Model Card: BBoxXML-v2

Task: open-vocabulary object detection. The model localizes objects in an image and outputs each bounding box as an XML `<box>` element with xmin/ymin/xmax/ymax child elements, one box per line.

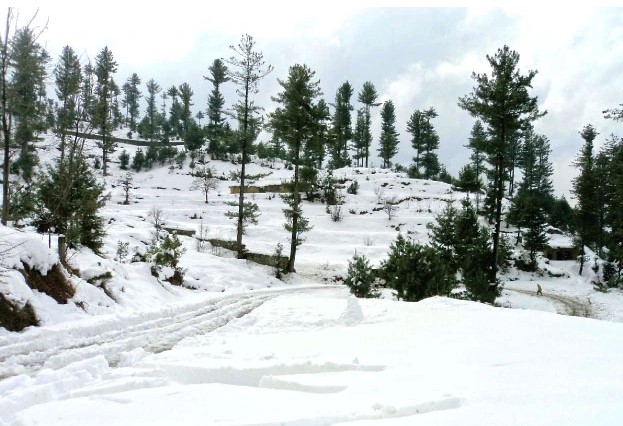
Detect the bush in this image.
<box><xmin>345</xmin><ymin>254</ymin><xmax>378</xmax><ymax>298</ymax></box>
<box><xmin>347</xmin><ymin>180</ymin><xmax>359</xmax><ymax>195</ymax></box>
<box><xmin>380</xmin><ymin>234</ymin><xmax>456</xmax><ymax>301</ymax></box>
<box><xmin>148</xmin><ymin>233</ymin><xmax>186</xmax><ymax>285</ymax></box>
<box><xmin>132</xmin><ymin>149</ymin><xmax>145</xmax><ymax>172</ymax></box>
<box><xmin>119</xmin><ymin>149</ymin><xmax>130</xmax><ymax>170</ymax></box>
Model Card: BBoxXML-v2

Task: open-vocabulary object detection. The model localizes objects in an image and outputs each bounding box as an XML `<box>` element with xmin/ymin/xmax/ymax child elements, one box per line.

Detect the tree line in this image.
<box><xmin>2</xmin><ymin>8</ymin><xmax>622</xmax><ymax>291</ymax></box>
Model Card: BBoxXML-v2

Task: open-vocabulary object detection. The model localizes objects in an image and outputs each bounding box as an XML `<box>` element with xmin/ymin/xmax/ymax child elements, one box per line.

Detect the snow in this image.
<box><xmin>4</xmin><ymin>288</ymin><xmax>623</xmax><ymax>425</ymax></box>
<box><xmin>1</xmin><ymin>132</ymin><xmax>623</xmax><ymax>424</ymax></box>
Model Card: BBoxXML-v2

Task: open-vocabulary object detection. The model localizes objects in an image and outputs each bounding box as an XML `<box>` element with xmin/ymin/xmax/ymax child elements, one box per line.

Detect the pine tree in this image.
<box><xmin>305</xmin><ymin>98</ymin><xmax>330</xmax><ymax>169</ymax></box>
<box><xmin>329</xmin><ymin>81</ymin><xmax>353</xmax><ymax>168</ymax></box>
<box><xmin>34</xmin><ymin>157</ymin><xmax>106</xmax><ymax>253</ymax></box>
<box><xmin>345</xmin><ymin>254</ymin><xmax>378</xmax><ymax>298</ymax></box>
<box><xmin>122</xmin><ymin>73</ymin><xmax>141</xmax><ymax>132</ymax></box>
<box><xmin>204</xmin><ymin>58</ymin><xmax>230</xmax><ymax>158</ymax></box>
<box><xmin>10</xmin><ymin>26</ymin><xmax>49</xmax><ymax>181</ymax></box>
<box><xmin>225</xmin><ymin>34</ymin><xmax>273</xmax><ymax>258</ymax></box>
<box><xmin>167</xmin><ymin>85</ymin><xmax>182</xmax><ymax>139</ymax></box>
<box><xmin>54</xmin><ymin>45</ymin><xmax>81</xmax><ymax>164</ymax></box>
<box><xmin>407</xmin><ymin>107</ymin><xmax>438</xmax><ymax>178</ymax></box>
<box><xmin>93</xmin><ymin>46</ymin><xmax>118</xmax><ymax>175</ymax></box>
<box><xmin>466</xmin><ymin>120</ymin><xmax>487</xmax><ymax>210</ymax></box>
<box><xmin>508</xmin><ymin>129</ymin><xmax>554</xmax><ymax>268</ymax></box>
<box><xmin>269</xmin><ymin>64</ymin><xmax>321</xmax><ymax>272</ymax></box>
<box><xmin>572</xmin><ymin>124</ymin><xmax>600</xmax><ymax>275</ymax></box>
<box><xmin>377</xmin><ymin>100</ymin><xmax>399</xmax><ymax>169</ymax></box>
<box><xmin>143</xmin><ymin>79</ymin><xmax>161</xmax><ymax>142</ymax></box>
<box><xmin>1</xmin><ymin>9</ymin><xmax>13</xmax><ymax>224</ymax></box>
<box><xmin>178</xmin><ymin>82</ymin><xmax>194</xmax><ymax>136</ymax></box>
<box><xmin>357</xmin><ymin>81</ymin><xmax>380</xmax><ymax>167</ymax></box>
<box><xmin>352</xmin><ymin>108</ymin><xmax>367</xmax><ymax>167</ymax></box>
<box><xmin>458</xmin><ymin>45</ymin><xmax>544</xmax><ymax>283</ymax></box>
<box><xmin>380</xmin><ymin>234</ymin><xmax>456</xmax><ymax>302</ymax></box>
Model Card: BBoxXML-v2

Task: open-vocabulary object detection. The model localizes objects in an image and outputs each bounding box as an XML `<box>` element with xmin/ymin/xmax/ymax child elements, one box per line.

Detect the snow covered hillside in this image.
<box><xmin>1</xmin><ymin>134</ymin><xmax>623</xmax><ymax>424</ymax></box>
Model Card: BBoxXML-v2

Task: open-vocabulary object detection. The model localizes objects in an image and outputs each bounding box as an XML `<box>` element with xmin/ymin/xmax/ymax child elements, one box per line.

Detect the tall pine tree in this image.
<box><xmin>378</xmin><ymin>100</ymin><xmax>399</xmax><ymax>169</ymax></box>
<box><xmin>459</xmin><ymin>45</ymin><xmax>544</xmax><ymax>284</ymax></box>
<box><xmin>357</xmin><ymin>81</ymin><xmax>379</xmax><ymax>167</ymax></box>
<box><xmin>204</xmin><ymin>58</ymin><xmax>229</xmax><ymax>158</ymax></box>
<box><xmin>329</xmin><ymin>81</ymin><xmax>353</xmax><ymax>168</ymax></box>
<box><xmin>225</xmin><ymin>34</ymin><xmax>273</xmax><ymax>258</ymax></box>
<box><xmin>121</xmin><ymin>73</ymin><xmax>141</xmax><ymax>132</ymax></box>
<box><xmin>572</xmin><ymin>124</ymin><xmax>599</xmax><ymax>275</ymax></box>
<box><xmin>269</xmin><ymin>64</ymin><xmax>321</xmax><ymax>272</ymax></box>
<box><xmin>93</xmin><ymin>46</ymin><xmax>118</xmax><ymax>175</ymax></box>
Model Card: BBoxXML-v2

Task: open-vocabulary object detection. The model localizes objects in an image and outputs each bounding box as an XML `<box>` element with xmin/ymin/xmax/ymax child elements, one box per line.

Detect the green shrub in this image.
<box><xmin>345</xmin><ymin>254</ymin><xmax>378</xmax><ymax>298</ymax></box>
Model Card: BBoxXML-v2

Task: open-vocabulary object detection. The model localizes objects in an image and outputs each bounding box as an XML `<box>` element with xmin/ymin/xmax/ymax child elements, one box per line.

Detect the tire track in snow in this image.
<box><xmin>506</xmin><ymin>287</ymin><xmax>593</xmax><ymax>318</ymax></box>
<box><xmin>0</xmin><ymin>286</ymin><xmax>330</xmax><ymax>380</ymax></box>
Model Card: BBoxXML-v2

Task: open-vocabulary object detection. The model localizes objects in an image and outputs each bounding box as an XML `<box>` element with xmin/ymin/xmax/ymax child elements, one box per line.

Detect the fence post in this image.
<box><xmin>58</xmin><ymin>235</ymin><xmax>67</xmax><ymax>264</ymax></box>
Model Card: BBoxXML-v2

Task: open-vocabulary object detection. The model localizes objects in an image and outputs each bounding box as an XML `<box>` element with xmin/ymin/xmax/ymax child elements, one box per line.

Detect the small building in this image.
<box><xmin>543</xmin><ymin>228</ymin><xmax>577</xmax><ymax>260</ymax></box>
<box><xmin>229</xmin><ymin>183</ymin><xmax>308</xmax><ymax>194</ymax></box>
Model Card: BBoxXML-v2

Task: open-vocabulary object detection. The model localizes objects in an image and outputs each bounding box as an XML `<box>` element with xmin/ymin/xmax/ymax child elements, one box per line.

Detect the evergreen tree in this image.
<box><xmin>549</xmin><ymin>196</ymin><xmax>574</xmax><ymax>233</ymax></box>
<box><xmin>428</xmin><ymin>199</ymin><xmax>496</xmax><ymax>303</ymax></box>
<box><xmin>458</xmin><ymin>45</ymin><xmax>544</xmax><ymax>283</ymax></box>
<box><xmin>407</xmin><ymin>107</ymin><xmax>438</xmax><ymax>179</ymax></box>
<box><xmin>605</xmin><ymin>140</ymin><xmax>623</xmax><ymax>285</ymax></box>
<box><xmin>357</xmin><ymin>81</ymin><xmax>379</xmax><ymax>167</ymax></box>
<box><xmin>34</xmin><ymin>157</ymin><xmax>106</xmax><ymax>253</ymax></box>
<box><xmin>269</xmin><ymin>64</ymin><xmax>321</xmax><ymax>272</ymax></box>
<box><xmin>352</xmin><ymin>108</ymin><xmax>367</xmax><ymax>167</ymax></box>
<box><xmin>305</xmin><ymin>98</ymin><xmax>330</xmax><ymax>169</ymax></box>
<box><xmin>93</xmin><ymin>46</ymin><xmax>118</xmax><ymax>175</ymax></box>
<box><xmin>345</xmin><ymin>254</ymin><xmax>378</xmax><ymax>298</ymax></box>
<box><xmin>1</xmin><ymin>8</ymin><xmax>13</xmax><ymax>224</ymax></box>
<box><xmin>508</xmin><ymin>130</ymin><xmax>554</xmax><ymax>268</ymax></box>
<box><xmin>204</xmin><ymin>58</ymin><xmax>230</xmax><ymax>158</ymax></box>
<box><xmin>225</xmin><ymin>34</ymin><xmax>273</xmax><ymax>258</ymax></box>
<box><xmin>118</xmin><ymin>149</ymin><xmax>129</xmax><ymax>170</ymax></box>
<box><xmin>54</xmin><ymin>45</ymin><xmax>81</xmax><ymax>164</ymax></box>
<box><xmin>10</xmin><ymin>26</ymin><xmax>49</xmax><ymax>181</ymax></box>
<box><xmin>329</xmin><ymin>81</ymin><xmax>353</xmax><ymax>168</ymax></box>
<box><xmin>143</xmin><ymin>78</ymin><xmax>161</xmax><ymax>142</ymax></box>
<box><xmin>167</xmin><ymin>85</ymin><xmax>182</xmax><ymax>138</ymax></box>
<box><xmin>572</xmin><ymin>124</ymin><xmax>600</xmax><ymax>275</ymax></box>
<box><xmin>80</xmin><ymin>62</ymin><xmax>95</xmax><ymax>124</ymax></box>
<box><xmin>380</xmin><ymin>234</ymin><xmax>456</xmax><ymax>302</ymax></box>
<box><xmin>178</xmin><ymin>82</ymin><xmax>194</xmax><ymax>135</ymax></box>
<box><xmin>455</xmin><ymin>164</ymin><xmax>481</xmax><ymax>194</ymax></box>
<box><xmin>466</xmin><ymin>120</ymin><xmax>487</xmax><ymax>210</ymax></box>
<box><xmin>377</xmin><ymin>100</ymin><xmax>399</xmax><ymax>169</ymax></box>
<box><xmin>122</xmin><ymin>73</ymin><xmax>141</xmax><ymax>132</ymax></box>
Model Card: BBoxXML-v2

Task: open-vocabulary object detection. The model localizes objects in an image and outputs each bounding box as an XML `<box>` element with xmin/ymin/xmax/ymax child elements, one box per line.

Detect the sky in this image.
<box><xmin>8</xmin><ymin>2</ymin><xmax>623</xmax><ymax>198</ymax></box>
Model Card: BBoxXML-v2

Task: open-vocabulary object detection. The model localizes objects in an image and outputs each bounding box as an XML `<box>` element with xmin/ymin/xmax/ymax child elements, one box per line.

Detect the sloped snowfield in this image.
<box><xmin>2</xmin><ymin>133</ymin><xmax>623</xmax><ymax>424</ymax></box>
<box><xmin>7</xmin><ymin>289</ymin><xmax>623</xmax><ymax>425</ymax></box>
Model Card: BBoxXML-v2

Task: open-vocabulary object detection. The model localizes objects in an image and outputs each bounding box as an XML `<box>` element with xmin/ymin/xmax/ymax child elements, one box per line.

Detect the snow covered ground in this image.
<box><xmin>5</xmin><ymin>288</ymin><xmax>623</xmax><ymax>425</ymax></box>
<box><xmin>2</xmin><ymin>134</ymin><xmax>623</xmax><ymax>424</ymax></box>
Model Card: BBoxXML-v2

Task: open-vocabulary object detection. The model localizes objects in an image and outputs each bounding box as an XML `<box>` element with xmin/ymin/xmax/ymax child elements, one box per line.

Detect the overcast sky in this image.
<box><xmin>10</xmin><ymin>2</ymin><xmax>623</xmax><ymax>198</ymax></box>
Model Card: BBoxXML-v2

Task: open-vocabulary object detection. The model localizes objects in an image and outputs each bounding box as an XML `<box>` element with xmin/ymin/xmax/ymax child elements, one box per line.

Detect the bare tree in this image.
<box><xmin>383</xmin><ymin>196</ymin><xmax>397</xmax><ymax>220</ymax></box>
<box><xmin>119</xmin><ymin>172</ymin><xmax>132</xmax><ymax>205</ymax></box>
<box><xmin>190</xmin><ymin>167</ymin><xmax>218</xmax><ymax>203</ymax></box>
<box><xmin>148</xmin><ymin>206</ymin><xmax>165</xmax><ymax>232</ymax></box>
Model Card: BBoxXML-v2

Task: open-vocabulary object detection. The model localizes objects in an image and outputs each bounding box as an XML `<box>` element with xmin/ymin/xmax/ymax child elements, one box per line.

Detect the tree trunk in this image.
<box><xmin>287</xmin><ymin>140</ymin><xmax>301</xmax><ymax>273</ymax></box>
<box><xmin>236</xmin><ymin>79</ymin><xmax>250</xmax><ymax>259</ymax></box>
<box><xmin>1</xmin><ymin>11</ymin><xmax>11</xmax><ymax>225</ymax></box>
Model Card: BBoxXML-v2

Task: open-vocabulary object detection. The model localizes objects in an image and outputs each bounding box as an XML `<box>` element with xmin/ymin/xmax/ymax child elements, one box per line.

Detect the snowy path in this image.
<box><xmin>506</xmin><ymin>287</ymin><xmax>593</xmax><ymax>318</ymax></box>
<box><xmin>0</xmin><ymin>286</ymin><xmax>331</xmax><ymax>380</ymax></box>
